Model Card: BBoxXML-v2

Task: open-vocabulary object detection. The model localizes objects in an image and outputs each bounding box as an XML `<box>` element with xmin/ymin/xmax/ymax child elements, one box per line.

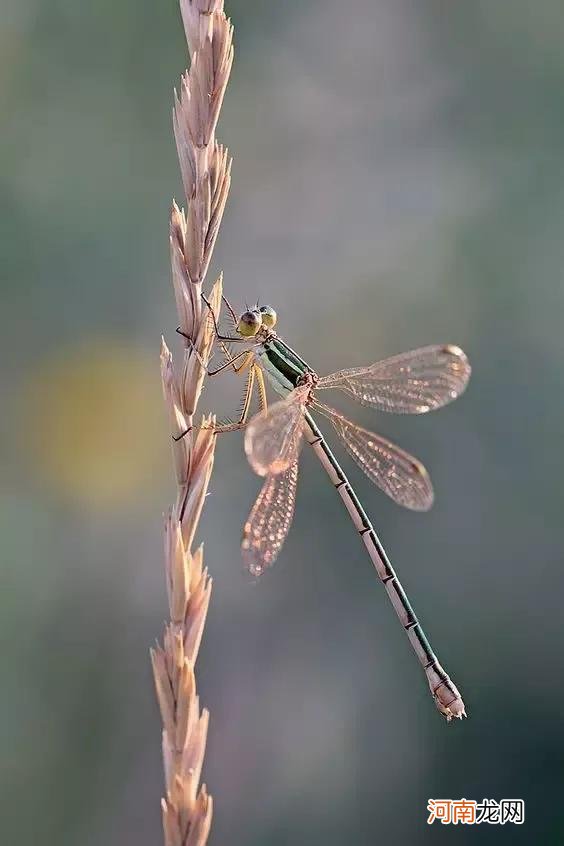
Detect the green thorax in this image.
<box><xmin>257</xmin><ymin>336</ymin><xmax>312</xmax><ymax>397</ymax></box>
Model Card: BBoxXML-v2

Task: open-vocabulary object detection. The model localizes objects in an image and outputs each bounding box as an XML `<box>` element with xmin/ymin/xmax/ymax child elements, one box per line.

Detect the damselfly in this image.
<box><xmin>190</xmin><ymin>298</ymin><xmax>471</xmax><ymax>719</ymax></box>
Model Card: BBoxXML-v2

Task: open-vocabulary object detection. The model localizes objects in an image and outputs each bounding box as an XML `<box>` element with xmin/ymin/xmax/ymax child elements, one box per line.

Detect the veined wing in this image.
<box><xmin>314</xmin><ymin>401</ymin><xmax>434</xmax><ymax>511</ymax></box>
<box><xmin>244</xmin><ymin>384</ymin><xmax>310</xmax><ymax>477</ymax></box>
<box><xmin>242</xmin><ymin>461</ymin><xmax>299</xmax><ymax>577</ymax></box>
<box><xmin>316</xmin><ymin>344</ymin><xmax>470</xmax><ymax>414</ymax></box>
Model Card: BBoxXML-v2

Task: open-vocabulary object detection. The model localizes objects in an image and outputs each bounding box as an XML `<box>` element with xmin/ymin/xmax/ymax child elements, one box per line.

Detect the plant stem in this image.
<box><xmin>151</xmin><ymin>3</ymin><xmax>234</xmax><ymax>844</ymax></box>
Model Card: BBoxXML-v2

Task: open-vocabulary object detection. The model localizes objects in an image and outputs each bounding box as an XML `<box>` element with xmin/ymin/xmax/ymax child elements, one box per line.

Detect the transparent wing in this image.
<box><xmin>316</xmin><ymin>344</ymin><xmax>470</xmax><ymax>414</ymax></box>
<box><xmin>314</xmin><ymin>402</ymin><xmax>434</xmax><ymax>511</ymax></box>
<box><xmin>244</xmin><ymin>384</ymin><xmax>309</xmax><ymax>477</ymax></box>
<box><xmin>242</xmin><ymin>461</ymin><xmax>299</xmax><ymax>577</ymax></box>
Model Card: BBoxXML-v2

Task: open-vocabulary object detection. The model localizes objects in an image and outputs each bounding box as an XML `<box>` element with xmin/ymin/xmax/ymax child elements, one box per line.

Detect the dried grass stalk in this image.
<box><xmin>151</xmin><ymin>2</ymin><xmax>234</xmax><ymax>843</ymax></box>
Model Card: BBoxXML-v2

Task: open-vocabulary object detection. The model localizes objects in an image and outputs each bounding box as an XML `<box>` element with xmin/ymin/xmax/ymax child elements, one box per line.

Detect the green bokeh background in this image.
<box><xmin>2</xmin><ymin>1</ymin><xmax>564</xmax><ymax>843</ymax></box>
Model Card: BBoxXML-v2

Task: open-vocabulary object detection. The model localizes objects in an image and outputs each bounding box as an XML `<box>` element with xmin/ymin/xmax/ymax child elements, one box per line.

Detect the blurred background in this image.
<box><xmin>2</xmin><ymin>0</ymin><xmax>563</xmax><ymax>843</ymax></box>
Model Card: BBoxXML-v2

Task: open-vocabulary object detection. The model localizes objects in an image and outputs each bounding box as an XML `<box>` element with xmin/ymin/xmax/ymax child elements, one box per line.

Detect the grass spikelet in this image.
<box><xmin>152</xmin><ymin>2</ymin><xmax>234</xmax><ymax>843</ymax></box>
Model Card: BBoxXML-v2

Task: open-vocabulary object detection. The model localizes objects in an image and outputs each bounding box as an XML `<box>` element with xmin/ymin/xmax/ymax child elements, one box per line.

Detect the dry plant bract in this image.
<box><xmin>151</xmin><ymin>2</ymin><xmax>234</xmax><ymax>844</ymax></box>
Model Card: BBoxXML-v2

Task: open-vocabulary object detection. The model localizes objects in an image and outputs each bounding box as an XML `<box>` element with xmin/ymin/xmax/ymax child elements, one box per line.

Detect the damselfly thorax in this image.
<box><xmin>188</xmin><ymin>296</ymin><xmax>471</xmax><ymax>720</ymax></box>
<box><xmin>255</xmin><ymin>337</ymin><xmax>318</xmax><ymax>398</ymax></box>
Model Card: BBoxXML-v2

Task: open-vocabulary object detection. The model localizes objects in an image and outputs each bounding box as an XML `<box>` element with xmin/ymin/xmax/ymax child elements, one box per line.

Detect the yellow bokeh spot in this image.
<box><xmin>20</xmin><ymin>339</ymin><xmax>168</xmax><ymax>510</ymax></box>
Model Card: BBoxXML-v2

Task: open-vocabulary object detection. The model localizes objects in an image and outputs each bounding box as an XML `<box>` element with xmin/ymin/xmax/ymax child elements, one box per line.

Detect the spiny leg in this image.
<box><xmin>177</xmin><ymin>286</ymin><xmax>257</xmax><ymax>377</ymax></box>
<box><xmin>173</xmin><ymin>357</ymin><xmax>263</xmax><ymax>441</ymax></box>
<box><xmin>175</xmin><ymin>327</ymin><xmax>252</xmax><ymax>370</ymax></box>
<box><xmin>200</xmin><ymin>292</ymin><xmax>247</xmax><ymax>344</ymax></box>
<box><xmin>212</xmin><ymin>361</ymin><xmax>267</xmax><ymax>434</ymax></box>
<box><xmin>175</xmin><ymin>293</ymin><xmax>241</xmax><ymax>349</ymax></box>
<box><xmin>220</xmin><ymin>293</ymin><xmax>239</xmax><ymax>327</ymax></box>
<box><xmin>173</xmin><ymin>349</ymin><xmax>252</xmax><ymax>441</ymax></box>
<box><xmin>174</xmin><ymin>320</ymin><xmax>259</xmax><ymax>378</ymax></box>
<box><xmin>172</xmin><ymin>323</ymin><xmax>256</xmax><ymax>443</ymax></box>
<box><xmin>255</xmin><ymin>363</ymin><xmax>268</xmax><ymax>414</ymax></box>
<box><xmin>174</xmin><ymin>292</ymin><xmax>243</xmax><ymax>372</ymax></box>
<box><xmin>210</xmin><ymin>363</ymin><xmax>255</xmax><ymax>434</ymax></box>
<box><xmin>208</xmin><ymin>349</ymin><xmax>254</xmax><ymax>377</ymax></box>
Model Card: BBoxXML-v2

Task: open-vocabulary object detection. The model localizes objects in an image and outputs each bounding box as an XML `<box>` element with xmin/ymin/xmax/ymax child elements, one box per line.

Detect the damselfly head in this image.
<box><xmin>237</xmin><ymin>304</ymin><xmax>277</xmax><ymax>336</ymax></box>
<box><xmin>237</xmin><ymin>308</ymin><xmax>262</xmax><ymax>337</ymax></box>
<box><xmin>258</xmin><ymin>304</ymin><xmax>277</xmax><ymax>328</ymax></box>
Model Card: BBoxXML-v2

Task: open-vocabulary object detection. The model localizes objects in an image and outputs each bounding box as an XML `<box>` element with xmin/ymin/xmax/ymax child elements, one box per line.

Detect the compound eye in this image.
<box><xmin>237</xmin><ymin>309</ymin><xmax>262</xmax><ymax>337</ymax></box>
<box><xmin>259</xmin><ymin>305</ymin><xmax>277</xmax><ymax>328</ymax></box>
